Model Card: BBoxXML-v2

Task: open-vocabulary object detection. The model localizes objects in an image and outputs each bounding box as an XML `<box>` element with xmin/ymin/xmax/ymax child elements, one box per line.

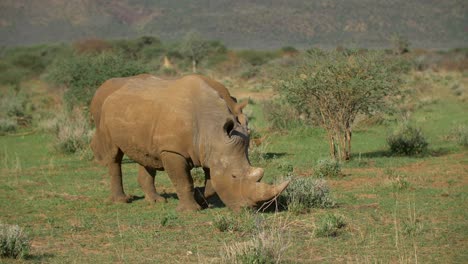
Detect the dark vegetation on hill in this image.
<box><xmin>0</xmin><ymin>0</ymin><xmax>466</xmax><ymax>49</ymax></box>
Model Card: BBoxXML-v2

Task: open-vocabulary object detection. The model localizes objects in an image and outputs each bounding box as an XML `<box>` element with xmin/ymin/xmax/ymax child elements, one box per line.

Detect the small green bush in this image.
<box><xmin>280</xmin><ymin>177</ymin><xmax>336</xmax><ymax>214</ymax></box>
<box><xmin>0</xmin><ymin>224</ymin><xmax>30</xmax><ymax>259</ymax></box>
<box><xmin>387</xmin><ymin>124</ymin><xmax>429</xmax><ymax>156</ymax></box>
<box><xmin>237</xmin><ymin>50</ymin><xmax>278</xmax><ymax>66</ymax></box>
<box><xmin>315</xmin><ymin>213</ymin><xmax>346</xmax><ymax>238</ymax></box>
<box><xmin>314</xmin><ymin>159</ymin><xmax>342</xmax><ymax>178</ymax></box>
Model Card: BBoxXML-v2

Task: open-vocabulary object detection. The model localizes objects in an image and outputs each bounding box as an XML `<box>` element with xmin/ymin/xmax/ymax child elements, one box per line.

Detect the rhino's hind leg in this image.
<box><xmin>161</xmin><ymin>152</ymin><xmax>201</xmax><ymax>212</ymax></box>
<box><xmin>138</xmin><ymin>165</ymin><xmax>166</xmax><ymax>203</ymax></box>
<box><xmin>109</xmin><ymin>149</ymin><xmax>131</xmax><ymax>203</ymax></box>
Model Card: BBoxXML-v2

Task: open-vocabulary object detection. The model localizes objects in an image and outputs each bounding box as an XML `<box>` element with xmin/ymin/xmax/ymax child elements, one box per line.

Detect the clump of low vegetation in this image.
<box><xmin>314</xmin><ymin>159</ymin><xmax>342</xmax><ymax>178</ymax></box>
<box><xmin>387</xmin><ymin>123</ymin><xmax>429</xmax><ymax>156</ymax></box>
<box><xmin>384</xmin><ymin>169</ymin><xmax>410</xmax><ymax>191</ymax></box>
<box><xmin>213</xmin><ymin>210</ymin><xmax>257</xmax><ymax>234</ymax></box>
<box><xmin>52</xmin><ymin>108</ymin><xmax>93</xmax><ymax>155</ymax></box>
<box><xmin>0</xmin><ymin>94</ymin><xmax>33</xmax><ymax>135</ymax></box>
<box><xmin>280</xmin><ymin>177</ymin><xmax>336</xmax><ymax>214</ymax></box>
<box><xmin>315</xmin><ymin>213</ymin><xmax>346</xmax><ymax>238</ymax></box>
<box><xmin>220</xmin><ymin>217</ymin><xmax>289</xmax><ymax>264</ymax></box>
<box><xmin>445</xmin><ymin>124</ymin><xmax>468</xmax><ymax>147</ymax></box>
<box><xmin>0</xmin><ymin>223</ymin><xmax>30</xmax><ymax>259</ymax></box>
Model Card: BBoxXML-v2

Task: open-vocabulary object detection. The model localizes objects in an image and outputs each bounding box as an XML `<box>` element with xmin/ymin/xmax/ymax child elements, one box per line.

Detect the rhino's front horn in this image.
<box><xmin>211</xmin><ymin>175</ymin><xmax>290</xmax><ymax>211</ymax></box>
<box><xmin>249</xmin><ymin>180</ymin><xmax>290</xmax><ymax>202</ymax></box>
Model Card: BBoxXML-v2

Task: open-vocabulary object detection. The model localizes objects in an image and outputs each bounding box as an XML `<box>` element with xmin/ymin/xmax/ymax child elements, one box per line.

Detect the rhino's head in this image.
<box><xmin>205</xmin><ymin>113</ymin><xmax>289</xmax><ymax>210</ymax></box>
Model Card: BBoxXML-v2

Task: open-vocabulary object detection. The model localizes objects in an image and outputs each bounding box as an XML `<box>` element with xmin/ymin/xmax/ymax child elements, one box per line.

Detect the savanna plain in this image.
<box><xmin>0</xmin><ymin>40</ymin><xmax>467</xmax><ymax>263</ymax></box>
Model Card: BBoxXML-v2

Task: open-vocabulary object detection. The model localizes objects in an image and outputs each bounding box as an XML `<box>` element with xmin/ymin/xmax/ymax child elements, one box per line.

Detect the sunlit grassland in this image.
<box><xmin>0</xmin><ymin>71</ymin><xmax>467</xmax><ymax>263</ymax></box>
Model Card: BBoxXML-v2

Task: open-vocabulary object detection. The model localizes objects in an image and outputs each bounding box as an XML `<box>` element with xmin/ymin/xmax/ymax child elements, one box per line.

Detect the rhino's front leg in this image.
<box><xmin>109</xmin><ymin>149</ymin><xmax>131</xmax><ymax>203</ymax></box>
<box><xmin>137</xmin><ymin>165</ymin><xmax>166</xmax><ymax>203</ymax></box>
<box><xmin>161</xmin><ymin>152</ymin><xmax>201</xmax><ymax>212</ymax></box>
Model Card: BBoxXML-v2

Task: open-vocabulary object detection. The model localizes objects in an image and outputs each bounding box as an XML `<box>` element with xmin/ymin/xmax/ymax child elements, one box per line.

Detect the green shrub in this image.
<box><xmin>277</xmin><ymin>50</ymin><xmax>407</xmax><ymax>160</ymax></box>
<box><xmin>47</xmin><ymin>52</ymin><xmax>147</xmax><ymax>109</ymax></box>
<box><xmin>315</xmin><ymin>213</ymin><xmax>346</xmax><ymax>238</ymax></box>
<box><xmin>0</xmin><ymin>223</ymin><xmax>30</xmax><ymax>259</ymax></box>
<box><xmin>387</xmin><ymin>124</ymin><xmax>429</xmax><ymax>156</ymax></box>
<box><xmin>314</xmin><ymin>159</ymin><xmax>342</xmax><ymax>178</ymax></box>
<box><xmin>280</xmin><ymin>177</ymin><xmax>336</xmax><ymax>214</ymax></box>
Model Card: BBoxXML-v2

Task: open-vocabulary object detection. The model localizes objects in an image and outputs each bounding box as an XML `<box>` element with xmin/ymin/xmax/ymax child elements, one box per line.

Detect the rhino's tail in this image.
<box><xmin>90</xmin><ymin>128</ymin><xmax>116</xmax><ymax>166</ymax></box>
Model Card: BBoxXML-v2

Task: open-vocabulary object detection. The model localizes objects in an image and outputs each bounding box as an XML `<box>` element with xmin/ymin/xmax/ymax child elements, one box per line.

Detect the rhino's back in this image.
<box><xmin>99</xmin><ymin>75</ymin><xmax>227</xmax><ymax>167</ymax></box>
<box><xmin>90</xmin><ymin>74</ymin><xmax>160</xmax><ymax>126</ymax></box>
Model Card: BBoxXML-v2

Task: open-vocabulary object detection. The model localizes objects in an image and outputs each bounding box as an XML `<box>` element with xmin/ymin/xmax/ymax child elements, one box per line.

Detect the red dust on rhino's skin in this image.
<box><xmin>90</xmin><ymin>74</ymin><xmax>289</xmax><ymax>211</ymax></box>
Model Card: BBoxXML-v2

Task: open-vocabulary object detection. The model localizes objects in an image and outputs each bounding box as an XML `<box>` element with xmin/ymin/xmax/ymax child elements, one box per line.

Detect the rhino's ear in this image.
<box><xmin>234</xmin><ymin>100</ymin><xmax>248</xmax><ymax>114</ymax></box>
<box><xmin>223</xmin><ymin>118</ymin><xmax>235</xmax><ymax>137</ymax></box>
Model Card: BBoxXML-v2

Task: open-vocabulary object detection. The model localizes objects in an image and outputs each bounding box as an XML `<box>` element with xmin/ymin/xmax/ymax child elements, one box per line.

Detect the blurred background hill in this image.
<box><xmin>0</xmin><ymin>0</ymin><xmax>466</xmax><ymax>49</ymax></box>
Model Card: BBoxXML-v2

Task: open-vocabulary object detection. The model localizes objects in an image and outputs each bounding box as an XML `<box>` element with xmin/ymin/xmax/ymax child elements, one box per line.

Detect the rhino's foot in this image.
<box><xmin>110</xmin><ymin>194</ymin><xmax>132</xmax><ymax>203</ymax></box>
<box><xmin>176</xmin><ymin>201</ymin><xmax>202</xmax><ymax>212</ymax></box>
<box><xmin>144</xmin><ymin>194</ymin><xmax>166</xmax><ymax>204</ymax></box>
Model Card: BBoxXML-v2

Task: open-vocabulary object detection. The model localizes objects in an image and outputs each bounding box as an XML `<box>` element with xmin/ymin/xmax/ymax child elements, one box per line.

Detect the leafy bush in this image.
<box><xmin>47</xmin><ymin>52</ymin><xmax>147</xmax><ymax>109</ymax></box>
<box><xmin>277</xmin><ymin>50</ymin><xmax>408</xmax><ymax>160</ymax></box>
<box><xmin>387</xmin><ymin>124</ymin><xmax>429</xmax><ymax>156</ymax></box>
<box><xmin>315</xmin><ymin>213</ymin><xmax>346</xmax><ymax>237</ymax></box>
<box><xmin>314</xmin><ymin>159</ymin><xmax>341</xmax><ymax>178</ymax></box>
<box><xmin>280</xmin><ymin>177</ymin><xmax>336</xmax><ymax>214</ymax></box>
<box><xmin>53</xmin><ymin>109</ymin><xmax>93</xmax><ymax>154</ymax></box>
<box><xmin>0</xmin><ymin>223</ymin><xmax>30</xmax><ymax>259</ymax></box>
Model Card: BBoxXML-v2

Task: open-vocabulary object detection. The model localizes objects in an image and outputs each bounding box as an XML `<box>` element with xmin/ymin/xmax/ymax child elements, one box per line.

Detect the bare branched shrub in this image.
<box><xmin>0</xmin><ymin>223</ymin><xmax>30</xmax><ymax>259</ymax></box>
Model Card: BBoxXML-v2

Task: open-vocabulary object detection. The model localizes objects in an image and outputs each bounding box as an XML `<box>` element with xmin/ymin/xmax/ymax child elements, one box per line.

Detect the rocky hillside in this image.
<box><xmin>0</xmin><ymin>0</ymin><xmax>466</xmax><ymax>49</ymax></box>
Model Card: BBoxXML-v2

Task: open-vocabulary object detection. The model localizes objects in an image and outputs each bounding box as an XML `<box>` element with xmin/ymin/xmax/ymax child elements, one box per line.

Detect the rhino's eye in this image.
<box><xmin>223</xmin><ymin>119</ymin><xmax>235</xmax><ymax>137</ymax></box>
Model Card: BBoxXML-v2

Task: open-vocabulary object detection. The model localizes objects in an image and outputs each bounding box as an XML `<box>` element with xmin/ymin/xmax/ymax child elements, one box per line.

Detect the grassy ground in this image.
<box><xmin>0</xmin><ymin>71</ymin><xmax>467</xmax><ymax>263</ymax></box>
